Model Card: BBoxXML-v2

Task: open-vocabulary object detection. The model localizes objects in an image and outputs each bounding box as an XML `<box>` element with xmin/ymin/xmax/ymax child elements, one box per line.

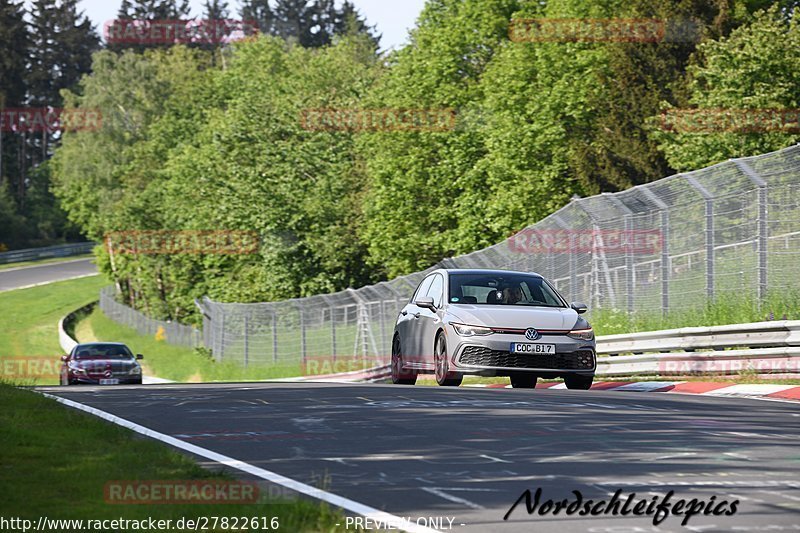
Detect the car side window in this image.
<box><xmin>425</xmin><ymin>274</ymin><xmax>444</xmax><ymax>308</ymax></box>
<box><xmin>412</xmin><ymin>276</ymin><xmax>434</xmax><ymax>304</ymax></box>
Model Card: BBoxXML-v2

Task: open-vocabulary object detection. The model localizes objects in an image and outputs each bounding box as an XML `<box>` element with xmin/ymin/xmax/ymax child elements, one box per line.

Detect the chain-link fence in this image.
<box><xmin>100</xmin><ymin>286</ymin><xmax>202</xmax><ymax>348</ymax></box>
<box><xmin>187</xmin><ymin>145</ymin><xmax>800</xmax><ymax>366</ymax></box>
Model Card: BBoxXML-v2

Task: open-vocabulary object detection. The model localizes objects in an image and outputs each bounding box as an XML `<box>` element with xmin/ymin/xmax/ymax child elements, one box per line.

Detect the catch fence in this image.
<box><xmin>100</xmin><ymin>286</ymin><xmax>202</xmax><ymax>348</ymax></box>
<box><xmin>193</xmin><ymin>145</ymin><xmax>800</xmax><ymax>365</ymax></box>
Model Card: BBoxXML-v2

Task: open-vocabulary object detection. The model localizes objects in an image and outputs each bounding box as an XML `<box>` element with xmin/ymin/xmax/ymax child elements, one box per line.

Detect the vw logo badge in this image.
<box><xmin>525</xmin><ymin>328</ymin><xmax>540</xmax><ymax>341</ymax></box>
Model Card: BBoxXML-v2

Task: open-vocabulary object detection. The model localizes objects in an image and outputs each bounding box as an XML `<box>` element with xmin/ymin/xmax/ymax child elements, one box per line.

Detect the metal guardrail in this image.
<box><xmin>597</xmin><ymin>320</ymin><xmax>800</xmax><ymax>355</ymax></box>
<box><xmin>595</xmin><ymin>320</ymin><xmax>800</xmax><ymax>376</ymax></box>
<box><xmin>58</xmin><ymin>302</ymin><xmax>97</xmax><ymax>354</ymax></box>
<box><xmin>0</xmin><ymin>242</ymin><xmax>95</xmax><ymax>264</ymax></box>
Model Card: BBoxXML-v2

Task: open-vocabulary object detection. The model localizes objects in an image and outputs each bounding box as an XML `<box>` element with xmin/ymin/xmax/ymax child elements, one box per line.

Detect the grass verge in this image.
<box><xmin>78</xmin><ymin>307</ymin><xmax>308</xmax><ymax>383</ymax></box>
<box><xmin>0</xmin><ymin>383</ymin><xmax>348</xmax><ymax>530</ymax></box>
<box><xmin>591</xmin><ymin>290</ymin><xmax>800</xmax><ymax>335</ymax></box>
<box><xmin>0</xmin><ymin>275</ymin><xmax>108</xmax><ymax>385</ymax></box>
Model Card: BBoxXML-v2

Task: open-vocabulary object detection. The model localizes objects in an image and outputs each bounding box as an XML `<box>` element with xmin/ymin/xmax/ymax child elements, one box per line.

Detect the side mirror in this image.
<box><xmin>571</xmin><ymin>302</ymin><xmax>588</xmax><ymax>314</ymax></box>
<box><xmin>60</xmin><ymin>355</ymin><xmax>68</xmax><ymax>362</ymax></box>
<box><xmin>136</xmin><ymin>354</ymin><xmax>144</xmax><ymax>360</ymax></box>
<box><xmin>415</xmin><ymin>296</ymin><xmax>436</xmax><ymax>311</ymax></box>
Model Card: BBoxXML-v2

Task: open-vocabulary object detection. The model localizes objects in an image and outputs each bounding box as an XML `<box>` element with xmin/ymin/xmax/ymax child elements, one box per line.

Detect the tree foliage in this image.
<box><xmin>654</xmin><ymin>6</ymin><xmax>800</xmax><ymax>170</ymax></box>
<box><xmin>47</xmin><ymin>0</ymin><xmax>800</xmax><ymax>320</ymax></box>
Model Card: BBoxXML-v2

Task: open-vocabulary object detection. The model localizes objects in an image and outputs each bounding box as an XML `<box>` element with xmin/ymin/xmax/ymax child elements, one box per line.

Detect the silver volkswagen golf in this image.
<box><xmin>391</xmin><ymin>269</ymin><xmax>596</xmax><ymax>389</ymax></box>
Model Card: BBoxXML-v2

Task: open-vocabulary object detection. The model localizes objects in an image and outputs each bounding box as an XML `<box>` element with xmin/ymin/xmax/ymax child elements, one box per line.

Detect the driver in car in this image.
<box><xmin>502</xmin><ymin>285</ymin><xmax>524</xmax><ymax>304</ymax></box>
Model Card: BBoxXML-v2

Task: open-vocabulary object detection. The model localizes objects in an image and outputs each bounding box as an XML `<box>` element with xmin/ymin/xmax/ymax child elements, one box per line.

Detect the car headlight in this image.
<box><xmin>129</xmin><ymin>365</ymin><xmax>142</xmax><ymax>375</ymax></box>
<box><xmin>567</xmin><ymin>327</ymin><xmax>594</xmax><ymax>341</ymax></box>
<box><xmin>451</xmin><ymin>323</ymin><xmax>493</xmax><ymax>337</ymax></box>
<box><xmin>69</xmin><ymin>364</ymin><xmax>87</xmax><ymax>374</ymax></box>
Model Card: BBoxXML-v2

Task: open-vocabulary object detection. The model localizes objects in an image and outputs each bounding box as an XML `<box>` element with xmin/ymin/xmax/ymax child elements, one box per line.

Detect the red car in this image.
<box><xmin>60</xmin><ymin>342</ymin><xmax>144</xmax><ymax>385</ymax></box>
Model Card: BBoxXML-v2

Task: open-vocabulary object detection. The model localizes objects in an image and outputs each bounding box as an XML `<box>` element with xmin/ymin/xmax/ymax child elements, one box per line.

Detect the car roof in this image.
<box><xmin>439</xmin><ymin>268</ymin><xmax>543</xmax><ymax>278</ymax></box>
<box><xmin>75</xmin><ymin>342</ymin><xmax>128</xmax><ymax>347</ymax></box>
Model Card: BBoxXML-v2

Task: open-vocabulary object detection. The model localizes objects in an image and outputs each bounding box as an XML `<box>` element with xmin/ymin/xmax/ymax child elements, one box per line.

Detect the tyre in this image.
<box><xmin>510</xmin><ymin>373</ymin><xmax>538</xmax><ymax>389</ymax></box>
<box><xmin>564</xmin><ymin>374</ymin><xmax>593</xmax><ymax>390</ymax></box>
<box><xmin>391</xmin><ymin>335</ymin><xmax>417</xmax><ymax>385</ymax></box>
<box><xmin>434</xmin><ymin>333</ymin><xmax>462</xmax><ymax>387</ymax></box>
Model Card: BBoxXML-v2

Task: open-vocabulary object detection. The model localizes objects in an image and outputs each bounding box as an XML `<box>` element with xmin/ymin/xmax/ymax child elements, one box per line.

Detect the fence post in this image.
<box><xmin>321</xmin><ymin>295</ymin><xmax>337</xmax><ymax>361</ymax></box>
<box><xmin>735</xmin><ymin>159</ymin><xmax>768</xmax><ymax>303</ymax></box>
<box><xmin>299</xmin><ymin>306</ymin><xmax>307</xmax><ymax>363</ymax></box>
<box><xmin>552</xmin><ymin>215</ymin><xmax>576</xmax><ymax>300</ymax></box>
<box><xmin>686</xmin><ymin>176</ymin><xmax>715</xmax><ymax>301</ymax></box>
<box><xmin>218</xmin><ymin>310</ymin><xmax>225</xmax><ymax>362</ymax></box>
<box><xmin>243</xmin><ymin>314</ymin><xmax>249</xmax><ymax>368</ymax></box>
<box><xmin>639</xmin><ymin>186</ymin><xmax>670</xmax><ymax>315</ymax></box>
<box><xmin>331</xmin><ymin>307</ymin><xmax>337</xmax><ymax>361</ymax></box>
<box><xmin>271</xmin><ymin>311</ymin><xmax>278</xmax><ymax>363</ymax></box>
<box><xmin>602</xmin><ymin>193</ymin><xmax>635</xmax><ymax>313</ymax></box>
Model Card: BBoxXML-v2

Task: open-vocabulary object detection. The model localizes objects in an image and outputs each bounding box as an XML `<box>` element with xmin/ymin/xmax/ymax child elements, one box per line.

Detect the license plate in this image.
<box><xmin>99</xmin><ymin>378</ymin><xmax>119</xmax><ymax>385</ymax></box>
<box><xmin>510</xmin><ymin>343</ymin><xmax>555</xmax><ymax>354</ymax></box>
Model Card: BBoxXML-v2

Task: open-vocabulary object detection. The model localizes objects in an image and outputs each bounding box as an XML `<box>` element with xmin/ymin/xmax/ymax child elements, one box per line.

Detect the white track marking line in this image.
<box><xmin>420</xmin><ymin>487</ymin><xmax>497</xmax><ymax>510</ymax></box>
<box><xmin>40</xmin><ymin>392</ymin><xmax>439</xmax><ymax>533</ymax></box>
<box><xmin>654</xmin><ymin>452</ymin><xmax>697</xmax><ymax>461</ymax></box>
<box><xmin>609</xmin><ymin>381</ymin><xmax>679</xmax><ymax>392</ymax></box>
<box><xmin>479</xmin><ymin>454</ymin><xmax>512</xmax><ymax>463</ymax></box>
<box><xmin>759</xmin><ymin>490</ymin><xmax>800</xmax><ymax>502</ymax></box>
<box><xmin>703</xmin><ymin>384</ymin><xmax>797</xmax><ymax>396</ymax></box>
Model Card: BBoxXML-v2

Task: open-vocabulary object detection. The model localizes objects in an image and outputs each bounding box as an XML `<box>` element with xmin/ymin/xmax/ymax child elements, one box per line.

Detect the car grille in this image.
<box><xmin>458</xmin><ymin>346</ymin><xmax>594</xmax><ymax>370</ymax></box>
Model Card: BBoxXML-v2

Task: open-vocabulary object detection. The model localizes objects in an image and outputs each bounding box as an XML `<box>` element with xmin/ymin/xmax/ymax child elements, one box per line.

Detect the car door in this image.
<box><xmin>397</xmin><ymin>275</ymin><xmax>434</xmax><ymax>365</ymax></box>
<box><xmin>417</xmin><ymin>273</ymin><xmax>445</xmax><ymax>365</ymax></box>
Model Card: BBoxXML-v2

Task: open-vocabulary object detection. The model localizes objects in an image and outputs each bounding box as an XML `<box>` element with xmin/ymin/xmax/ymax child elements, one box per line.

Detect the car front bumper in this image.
<box><xmin>449</xmin><ymin>332</ymin><xmax>596</xmax><ymax>376</ymax></box>
<box><xmin>68</xmin><ymin>374</ymin><xmax>142</xmax><ymax>384</ymax></box>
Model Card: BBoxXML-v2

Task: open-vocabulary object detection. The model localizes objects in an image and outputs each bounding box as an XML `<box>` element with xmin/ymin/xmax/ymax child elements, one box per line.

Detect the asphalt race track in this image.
<box><xmin>39</xmin><ymin>382</ymin><xmax>800</xmax><ymax>532</ymax></box>
<box><xmin>0</xmin><ymin>258</ymin><xmax>97</xmax><ymax>291</ymax></box>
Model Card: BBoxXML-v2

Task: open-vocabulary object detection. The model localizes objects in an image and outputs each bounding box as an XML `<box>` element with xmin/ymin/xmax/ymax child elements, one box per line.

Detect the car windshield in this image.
<box><xmin>73</xmin><ymin>344</ymin><xmax>134</xmax><ymax>360</ymax></box>
<box><xmin>449</xmin><ymin>273</ymin><xmax>566</xmax><ymax>308</ymax></box>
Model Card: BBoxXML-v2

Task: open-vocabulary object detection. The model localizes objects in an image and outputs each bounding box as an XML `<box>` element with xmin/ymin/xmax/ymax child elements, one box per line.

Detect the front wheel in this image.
<box><xmin>391</xmin><ymin>336</ymin><xmax>417</xmax><ymax>385</ymax></box>
<box><xmin>510</xmin><ymin>373</ymin><xmax>538</xmax><ymax>389</ymax></box>
<box><xmin>564</xmin><ymin>374</ymin><xmax>593</xmax><ymax>390</ymax></box>
<box><xmin>434</xmin><ymin>334</ymin><xmax>462</xmax><ymax>387</ymax></box>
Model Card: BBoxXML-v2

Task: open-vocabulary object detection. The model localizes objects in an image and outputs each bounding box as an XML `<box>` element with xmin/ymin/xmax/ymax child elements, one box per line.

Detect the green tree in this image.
<box><xmin>109</xmin><ymin>0</ymin><xmax>192</xmax><ymax>53</ymax></box>
<box><xmin>239</xmin><ymin>0</ymin><xmax>379</xmax><ymax>48</ymax></box>
<box><xmin>0</xmin><ymin>0</ymin><xmax>29</xmax><ymax>191</ymax></box>
<box><xmin>654</xmin><ymin>7</ymin><xmax>800</xmax><ymax>170</ymax></box>
<box><xmin>357</xmin><ymin>0</ymin><xmax>521</xmax><ymax>278</ymax></box>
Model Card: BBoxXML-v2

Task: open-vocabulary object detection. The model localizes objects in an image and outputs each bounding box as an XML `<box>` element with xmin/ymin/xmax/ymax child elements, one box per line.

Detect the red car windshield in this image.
<box><xmin>73</xmin><ymin>345</ymin><xmax>134</xmax><ymax>360</ymax></box>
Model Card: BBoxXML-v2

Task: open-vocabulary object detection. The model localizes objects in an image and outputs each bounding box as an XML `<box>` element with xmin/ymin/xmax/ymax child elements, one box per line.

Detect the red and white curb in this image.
<box><xmin>468</xmin><ymin>380</ymin><xmax>800</xmax><ymax>402</ymax></box>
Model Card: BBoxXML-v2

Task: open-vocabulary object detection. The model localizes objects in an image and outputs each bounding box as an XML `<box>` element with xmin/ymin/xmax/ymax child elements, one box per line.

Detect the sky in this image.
<box><xmin>64</xmin><ymin>0</ymin><xmax>428</xmax><ymax>51</ymax></box>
